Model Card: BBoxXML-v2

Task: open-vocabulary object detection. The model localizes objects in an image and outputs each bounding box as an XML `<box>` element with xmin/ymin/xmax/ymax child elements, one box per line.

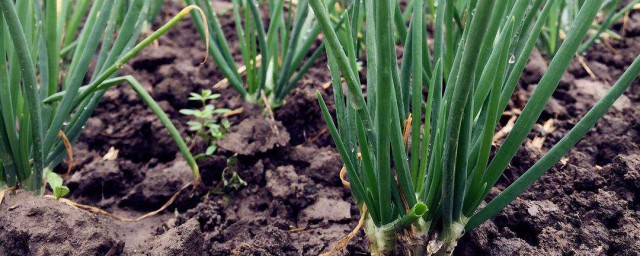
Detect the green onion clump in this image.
<box><xmin>310</xmin><ymin>0</ymin><xmax>640</xmax><ymax>254</ymax></box>
<box><xmin>540</xmin><ymin>0</ymin><xmax>640</xmax><ymax>56</ymax></box>
<box><xmin>147</xmin><ymin>0</ymin><xmax>166</xmax><ymax>24</ymax></box>
<box><xmin>187</xmin><ymin>0</ymin><xmax>340</xmax><ymax>108</ymax></box>
<box><xmin>0</xmin><ymin>0</ymin><xmax>202</xmax><ymax>193</ymax></box>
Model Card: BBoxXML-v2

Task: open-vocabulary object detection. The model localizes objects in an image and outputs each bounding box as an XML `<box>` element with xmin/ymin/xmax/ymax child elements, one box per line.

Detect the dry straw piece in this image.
<box><xmin>44</xmin><ymin>182</ymin><xmax>193</xmax><ymax>222</ymax></box>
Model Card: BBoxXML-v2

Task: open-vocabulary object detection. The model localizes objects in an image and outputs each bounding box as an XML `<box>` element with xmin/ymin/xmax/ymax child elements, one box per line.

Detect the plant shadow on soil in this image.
<box><xmin>1</xmin><ymin>2</ymin><xmax>640</xmax><ymax>256</ymax></box>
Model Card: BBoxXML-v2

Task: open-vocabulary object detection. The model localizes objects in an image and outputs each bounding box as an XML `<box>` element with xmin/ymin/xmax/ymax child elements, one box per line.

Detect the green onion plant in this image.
<box><xmin>147</xmin><ymin>0</ymin><xmax>166</xmax><ymax>24</ymax></box>
<box><xmin>187</xmin><ymin>0</ymin><xmax>340</xmax><ymax>108</ymax></box>
<box><xmin>541</xmin><ymin>0</ymin><xmax>640</xmax><ymax>56</ymax></box>
<box><xmin>0</xmin><ymin>0</ymin><xmax>205</xmax><ymax>193</ymax></box>
<box><xmin>310</xmin><ymin>0</ymin><xmax>640</xmax><ymax>254</ymax></box>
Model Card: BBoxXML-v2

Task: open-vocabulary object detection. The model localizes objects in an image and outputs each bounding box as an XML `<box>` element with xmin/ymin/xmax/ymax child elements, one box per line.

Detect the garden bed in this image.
<box><xmin>1</xmin><ymin>2</ymin><xmax>639</xmax><ymax>255</ymax></box>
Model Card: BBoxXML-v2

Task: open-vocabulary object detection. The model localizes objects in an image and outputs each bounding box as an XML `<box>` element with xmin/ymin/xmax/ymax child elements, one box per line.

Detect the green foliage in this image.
<box><xmin>181</xmin><ymin>90</ymin><xmax>232</xmax><ymax>157</ymax></box>
<box><xmin>0</xmin><ymin>0</ymin><xmax>202</xmax><ymax>192</ymax></box>
<box><xmin>210</xmin><ymin>155</ymin><xmax>247</xmax><ymax>205</ymax></box>
<box><xmin>310</xmin><ymin>0</ymin><xmax>640</xmax><ymax>254</ymax></box>
<box><xmin>186</xmin><ymin>0</ymin><xmax>340</xmax><ymax>108</ymax></box>
<box><xmin>221</xmin><ymin>155</ymin><xmax>247</xmax><ymax>192</ymax></box>
<box><xmin>540</xmin><ymin>0</ymin><xmax>640</xmax><ymax>56</ymax></box>
<box><xmin>45</xmin><ymin>170</ymin><xmax>69</xmax><ymax>200</ymax></box>
<box><xmin>147</xmin><ymin>0</ymin><xmax>165</xmax><ymax>24</ymax></box>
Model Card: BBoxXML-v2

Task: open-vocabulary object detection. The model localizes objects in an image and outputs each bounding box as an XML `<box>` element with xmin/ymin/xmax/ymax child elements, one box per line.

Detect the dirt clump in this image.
<box><xmin>0</xmin><ymin>191</ymin><xmax>124</xmax><ymax>256</ymax></box>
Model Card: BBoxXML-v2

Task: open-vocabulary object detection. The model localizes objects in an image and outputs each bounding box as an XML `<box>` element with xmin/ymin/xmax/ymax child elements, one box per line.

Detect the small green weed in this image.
<box><xmin>181</xmin><ymin>90</ymin><xmax>232</xmax><ymax>158</ymax></box>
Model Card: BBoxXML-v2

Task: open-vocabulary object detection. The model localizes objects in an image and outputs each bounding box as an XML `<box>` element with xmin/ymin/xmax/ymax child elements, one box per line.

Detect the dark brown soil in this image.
<box><xmin>2</xmin><ymin>3</ymin><xmax>640</xmax><ymax>256</ymax></box>
<box><xmin>0</xmin><ymin>191</ymin><xmax>124</xmax><ymax>255</ymax></box>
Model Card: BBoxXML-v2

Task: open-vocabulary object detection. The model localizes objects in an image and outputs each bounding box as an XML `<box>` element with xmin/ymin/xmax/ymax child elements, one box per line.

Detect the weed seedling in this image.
<box><xmin>181</xmin><ymin>90</ymin><xmax>232</xmax><ymax>158</ymax></box>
